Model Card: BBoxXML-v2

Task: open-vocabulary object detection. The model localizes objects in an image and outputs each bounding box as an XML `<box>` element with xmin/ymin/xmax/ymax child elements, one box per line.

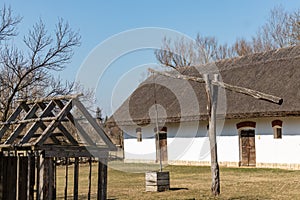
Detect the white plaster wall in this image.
<box><xmin>122</xmin><ymin>117</ymin><xmax>300</xmax><ymax>165</ymax></box>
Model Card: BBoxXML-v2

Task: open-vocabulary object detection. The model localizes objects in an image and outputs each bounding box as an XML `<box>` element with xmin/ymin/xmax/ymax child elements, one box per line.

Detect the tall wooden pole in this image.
<box><xmin>204</xmin><ymin>74</ymin><xmax>220</xmax><ymax>196</ymax></box>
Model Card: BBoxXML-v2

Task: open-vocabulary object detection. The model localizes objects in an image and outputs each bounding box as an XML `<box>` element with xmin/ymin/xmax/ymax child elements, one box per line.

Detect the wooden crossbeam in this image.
<box><xmin>54</xmin><ymin>99</ymin><xmax>94</xmax><ymax>145</ymax></box>
<box><xmin>73</xmin><ymin>119</ymin><xmax>97</xmax><ymax>146</ymax></box>
<box><xmin>0</xmin><ymin>103</ymin><xmax>24</xmax><ymax>139</ymax></box>
<box><xmin>148</xmin><ymin>68</ymin><xmax>283</xmax><ymax>105</ymax></box>
<box><xmin>54</xmin><ymin>100</ymin><xmax>75</xmax><ymax>123</ymax></box>
<box><xmin>73</xmin><ymin>99</ymin><xmax>117</xmax><ymax>150</ymax></box>
<box><xmin>37</xmin><ymin>102</ymin><xmax>78</xmax><ymax>145</ymax></box>
<box><xmin>16</xmin><ymin>94</ymin><xmax>83</xmax><ymax>104</ymax></box>
<box><xmin>34</xmin><ymin>99</ymin><xmax>73</xmax><ymax>146</ymax></box>
<box><xmin>0</xmin><ymin>117</ymin><xmax>60</xmax><ymax>125</ymax></box>
<box><xmin>20</xmin><ymin>101</ymin><xmax>56</xmax><ymax>144</ymax></box>
<box><xmin>4</xmin><ymin>103</ymin><xmax>40</xmax><ymax>144</ymax></box>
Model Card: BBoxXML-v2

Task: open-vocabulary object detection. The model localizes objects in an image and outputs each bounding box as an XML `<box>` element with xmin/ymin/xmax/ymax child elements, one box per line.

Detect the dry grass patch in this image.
<box><xmin>55</xmin><ymin>162</ymin><xmax>300</xmax><ymax>199</ymax></box>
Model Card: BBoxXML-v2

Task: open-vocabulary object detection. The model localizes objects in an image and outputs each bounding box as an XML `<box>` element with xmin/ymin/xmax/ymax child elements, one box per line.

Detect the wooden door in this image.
<box><xmin>240</xmin><ymin>130</ymin><xmax>256</xmax><ymax>166</ymax></box>
<box><xmin>156</xmin><ymin>132</ymin><xmax>168</xmax><ymax>162</ymax></box>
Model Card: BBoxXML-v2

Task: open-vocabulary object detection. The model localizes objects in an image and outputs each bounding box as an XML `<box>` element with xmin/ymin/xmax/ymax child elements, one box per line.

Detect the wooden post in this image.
<box><xmin>18</xmin><ymin>156</ymin><xmax>29</xmax><ymax>200</ymax></box>
<box><xmin>36</xmin><ymin>153</ymin><xmax>40</xmax><ymax>200</ymax></box>
<box><xmin>88</xmin><ymin>158</ymin><xmax>92</xmax><ymax>200</ymax></box>
<box><xmin>97</xmin><ymin>158</ymin><xmax>108</xmax><ymax>200</ymax></box>
<box><xmin>0</xmin><ymin>155</ymin><xmax>3</xmax><ymax>200</ymax></box>
<box><xmin>204</xmin><ymin>74</ymin><xmax>220</xmax><ymax>196</ymax></box>
<box><xmin>73</xmin><ymin>157</ymin><xmax>79</xmax><ymax>200</ymax></box>
<box><xmin>64</xmin><ymin>158</ymin><xmax>69</xmax><ymax>200</ymax></box>
<box><xmin>40</xmin><ymin>157</ymin><xmax>55</xmax><ymax>200</ymax></box>
<box><xmin>28</xmin><ymin>152</ymin><xmax>35</xmax><ymax>200</ymax></box>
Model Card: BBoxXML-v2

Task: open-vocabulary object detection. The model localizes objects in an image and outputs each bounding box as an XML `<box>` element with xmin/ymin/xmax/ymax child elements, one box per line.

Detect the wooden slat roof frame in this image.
<box><xmin>0</xmin><ymin>94</ymin><xmax>116</xmax><ymax>156</ymax></box>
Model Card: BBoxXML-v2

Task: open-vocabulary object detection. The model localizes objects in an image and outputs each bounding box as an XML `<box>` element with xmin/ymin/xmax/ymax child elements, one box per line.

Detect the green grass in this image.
<box><xmin>56</xmin><ymin>162</ymin><xmax>300</xmax><ymax>199</ymax></box>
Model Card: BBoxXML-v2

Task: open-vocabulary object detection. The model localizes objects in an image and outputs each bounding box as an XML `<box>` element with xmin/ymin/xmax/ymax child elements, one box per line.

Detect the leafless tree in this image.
<box><xmin>233</xmin><ymin>6</ymin><xmax>300</xmax><ymax>56</ymax></box>
<box><xmin>232</xmin><ymin>38</ymin><xmax>254</xmax><ymax>56</ymax></box>
<box><xmin>0</xmin><ymin>5</ymin><xmax>21</xmax><ymax>41</ymax></box>
<box><xmin>155</xmin><ymin>37</ymin><xmax>196</xmax><ymax>69</ymax></box>
<box><xmin>0</xmin><ymin>6</ymin><xmax>81</xmax><ymax>121</ymax></box>
<box><xmin>155</xmin><ymin>34</ymin><xmax>233</xmax><ymax>69</ymax></box>
<box><xmin>288</xmin><ymin>9</ymin><xmax>300</xmax><ymax>45</ymax></box>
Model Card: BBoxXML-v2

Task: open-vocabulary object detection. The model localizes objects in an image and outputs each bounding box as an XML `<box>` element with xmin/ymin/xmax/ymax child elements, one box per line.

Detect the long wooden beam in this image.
<box><xmin>4</xmin><ymin>103</ymin><xmax>40</xmax><ymax>144</ymax></box>
<box><xmin>148</xmin><ymin>68</ymin><xmax>283</xmax><ymax>105</ymax></box>
<box><xmin>16</xmin><ymin>94</ymin><xmax>83</xmax><ymax>104</ymax></box>
<box><xmin>0</xmin><ymin>104</ymin><xmax>24</xmax><ymax>139</ymax></box>
<box><xmin>73</xmin><ymin>99</ymin><xmax>117</xmax><ymax>150</ymax></box>
<box><xmin>54</xmin><ymin>99</ymin><xmax>96</xmax><ymax>146</ymax></box>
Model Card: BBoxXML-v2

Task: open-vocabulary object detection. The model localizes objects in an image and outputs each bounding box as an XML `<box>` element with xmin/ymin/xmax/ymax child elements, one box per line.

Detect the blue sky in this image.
<box><xmin>2</xmin><ymin>1</ymin><xmax>300</xmax><ymax>116</ymax></box>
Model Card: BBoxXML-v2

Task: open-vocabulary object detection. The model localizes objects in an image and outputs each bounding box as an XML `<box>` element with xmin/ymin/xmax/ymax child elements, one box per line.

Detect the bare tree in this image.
<box><xmin>0</xmin><ymin>6</ymin><xmax>81</xmax><ymax>121</ymax></box>
<box><xmin>232</xmin><ymin>38</ymin><xmax>254</xmax><ymax>56</ymax></box>
<box><xmin>0</xmin><ymin>5</ymin><xmax>21</xmax><ymax>41</ymax></box>
<box><xmin>233</xmin><ymin>6</ymin><xmax>300</xmax><ymax>56</ymax></box>
<box><xmin>155</xmin><ymin>37</ymin><xmax>196</xmax><ymax>69</ymax></box>
<box><xmin>288</xmin><ymin>9</ymin><xmax>300</xmax><ymax>45</ymax></box>
<box><xmin>155</xmin><ymin>34</ymin><xmax>233</xmax><ymax>69</ymax></box>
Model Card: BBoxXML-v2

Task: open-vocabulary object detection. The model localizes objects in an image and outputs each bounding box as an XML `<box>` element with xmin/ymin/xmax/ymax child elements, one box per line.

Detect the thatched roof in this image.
<box><xmin>110</xmin><ymin>45</ymin><xmax>300</xmax><ymax>126</ymax></box>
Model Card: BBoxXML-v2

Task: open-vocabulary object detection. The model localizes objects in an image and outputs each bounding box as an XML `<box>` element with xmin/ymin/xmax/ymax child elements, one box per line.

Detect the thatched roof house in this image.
<box><xmin>108</xmin><ymin>45</ymin><xmax>300</xmax><ymax>170</ymax></box>
<box><xmin>111</xmin><ymin>45</ymin><xmax>300</xmax><ymax>125</ymax></box>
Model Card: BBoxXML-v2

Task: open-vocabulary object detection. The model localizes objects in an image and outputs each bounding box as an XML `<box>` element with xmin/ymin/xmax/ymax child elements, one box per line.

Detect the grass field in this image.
<box><xmin>56</xmin><ymin>162</ymin><xmax>300</xmax><ymax>199</ymax></box>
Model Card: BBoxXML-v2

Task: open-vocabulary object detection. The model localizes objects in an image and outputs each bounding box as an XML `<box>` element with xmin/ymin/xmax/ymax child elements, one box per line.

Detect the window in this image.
<box><xmin>136</xmin><ymin>127</ymin><xmax>142</xmax><ymax>142</ymax></box>
<box><xmin>272</xmin><ymin>120</ymin><xmax>282</xmax><ymax>139</ymax></box>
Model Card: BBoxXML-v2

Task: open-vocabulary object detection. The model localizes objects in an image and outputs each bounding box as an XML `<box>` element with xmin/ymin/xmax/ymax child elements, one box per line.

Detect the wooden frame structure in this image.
<box><xmin>0</xmin><ymin>94</ymin><xmax>116</xmax><ymax>200</ymax></box>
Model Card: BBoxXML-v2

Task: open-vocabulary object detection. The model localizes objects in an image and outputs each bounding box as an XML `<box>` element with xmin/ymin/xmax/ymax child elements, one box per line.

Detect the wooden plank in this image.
<box><xmin>17</xmin><ymin>94</ymin><xmax>83</xmax><ymax>104</ymax></box>
<box><xmin>54</xmin><ymin>99</ymin><xmax>98</xmax><ymax>146</ymax></box>
<box><xmin>73</xmin><ymin>158</ymin><xmax>79</xmax><ymax>200</ymax></box>
<box><xmin>1</xmin><ymin>117</ymin><xmax>59</xmax><ymax>125</ymax></box>
<box><xmin>73</xmin><ymin>99</ymin><xmax>117</xmax><ymax>150</ymax></box>
<box><xmin>88</xmin><ymin>158</ymin><xmax>92</xmax><ymax>200</ymax></box>
<box><xmin>145</xmin><ymin>171</ymin><xmax>170</xmax><ymax>180</ymax></box>
<box><xmin>36</xmin><ymin>154</ymin><xmax>40</xmax><ymax>200</ymax></box>
<box><xmin>53</xmin><ymin>158</ymin><xmax>57</xmax><ymax>200</ymax></box>
<box><xmin>18</xmin><ymin>156</ymin><xmax>29</xmax><ymax>200</ymax></box>
<box><xmin>35</xmin><ymin>100</ymin><xmax>73</xmax><ymax>146</ymax></box>
<box><xmin>44</xmin><ymin>150</ymin><xmax>104</xmax><ymax>158</ymax></box>
<box><xmin>4</xmin><ymin>104</ymin><xmax>40</xmax><ymax>144</ymax></box>
<box><xmin>38</xmin><ymin>102</ymin><xmax>78</xmax><ymax>145</ymax></box>
<box><xmin>0</xmin><ymin>156</ymin><xmax>3</xmax><ymax>199</ymax></box>
<box><xmin>149</xmin><ymin>68</ymin><xmax>283</xmax><ymax>105</ymax></box>
<box><xmin>40</xmin><ymin>157</ymin><xmax>54</xmax><ymax>200</ymax></box>
<box><xmin>145</xmin><ymin>179</ymin><xmax>170</xmax><ymax>186</ymax></box>
<box><xmin>54</xmin><ymin>99</ymin><xmax>75</xmax><ymax>123</ymax></box>
<box><xmin>3</xmin><ymin>157</ymin><xmax>17</xmax><ymax>200</ymax></box>
<box><xmin>64</xmin><ymin>158</ymin><xmax>69</xmax><ymax>200</ymax></box>
<box><xmin>73</xmin><ymin>120</ymin><xmax>96</xmax><ymax>146</ymax></box>
<box><xmin>56</xmin><ymin>124</ymin><xmax>78</xmax><ymax>145</ymax></box>
<box><xmin>97</xmin><ymin>158</ymin><xmax>107</xmax><ymax>200</ymax></box>
<box><xmin>0</xmin><ymin>104</ymin><xmax>23</xmax><ymax>139</ymax></box>
<box><xmin>145</xmin><ymin>185</ymin><xmax>169</xmax><ymax>192</ymax></box>
<box><xmin>20</xmin><ymin>101</ymin><xmax>56</xmax><ymax>144</ymax></box>
<box><xmin>28</xmin><ymin>154</ymin><xmax>35</xmax><ymax>200</ymax></box>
